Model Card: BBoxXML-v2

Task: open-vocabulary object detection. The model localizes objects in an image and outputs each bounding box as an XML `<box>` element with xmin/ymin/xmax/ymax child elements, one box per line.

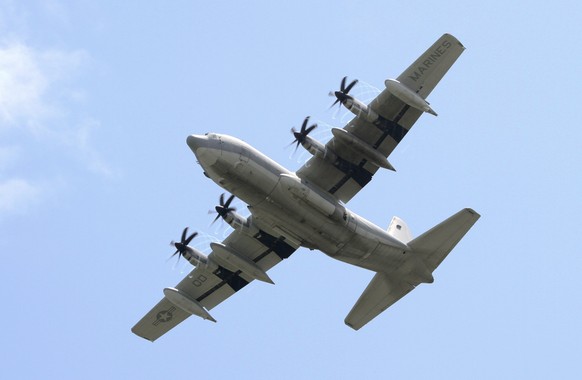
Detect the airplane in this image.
<box><xmin>132</xmin><ymin>33</ymin><xmax>480</xmax><ymax>342</ymax></box>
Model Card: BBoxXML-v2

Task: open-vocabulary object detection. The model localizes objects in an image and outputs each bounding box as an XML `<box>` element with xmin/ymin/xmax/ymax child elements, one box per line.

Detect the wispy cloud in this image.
<box><xmin>63</xmin><ymin>117</ymin><xmax>113</xmax><ymax>177</ymax></box>
<box><xmin>0</xmin><ymin>41</ymin><xmax>88</xmax><ymax>131</ymax></box>
<box><xmin>0</xmin><ymin>178</ymin><xmax>41</xmax><ymax>213</ymax></box>
<box><xmin>0</xmin><ymin>39</ymin><xmax>112</xmax><ymax>216</ymax></box>
<box><xmin>0</xmin><ymin>42</ymin><xmax>52</xmax><ymax>127</ymax></box>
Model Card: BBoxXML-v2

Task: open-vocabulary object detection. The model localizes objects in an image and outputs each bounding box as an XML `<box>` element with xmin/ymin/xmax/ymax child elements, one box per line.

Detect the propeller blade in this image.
<box><xmin>331</xmin><ymin>77</ymin><xmax>357</xmax><ymax>109</ymax></box>
<box><xmin>224</xmin><ymin>194</ymin><xmax>235</xmax><ymax>209</ymax></box>
<box><xmin>344</xmin><ymin>79</ymin><xmax>358</xmax><ymax>94</ymax></box>
<box><xmin>291</xmin><ymin>117</ymin><xmax>317</xmax><ymax>146</ymax></box>
<box><xmin>169</xmin><ymin>228</ymin><xmax>198</xmax><ymax>262</ymax></box>
<box><xmin>290</xmin><ymin>128</ymin><xmax>300</xmax><ymax>150</ymax></box>
<box><xmin>301</xmin><ymin>117</ymin><xmax>309</xmax><ymax>133</ymax></box>
<box><xmin>212</xmin><ymin>193</ymin><xmax>236</xmax><ymax>224</ymax></box>
<box><xmin>184</xmin><ymin>232</ymin><xmax>198</xmax><ymax>245</ymax></box>
<box><xmin>305</xmin><ymin>124</ymin><xmax>317</xmax><ymax>135</ymax></box>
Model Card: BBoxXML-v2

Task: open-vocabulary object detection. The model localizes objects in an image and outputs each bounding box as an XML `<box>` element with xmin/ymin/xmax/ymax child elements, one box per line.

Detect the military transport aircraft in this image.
<box><xmin>132</xmin><ymin>33</ymin><xmax>480</xmax><ymax>342</ymax></box>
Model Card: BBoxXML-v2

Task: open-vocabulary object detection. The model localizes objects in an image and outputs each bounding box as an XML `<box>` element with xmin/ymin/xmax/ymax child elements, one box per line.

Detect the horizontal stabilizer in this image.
<box><xmin>408</xmin><ymin>208</ymin><xmax>480</xmax><ymax>271</ymax></box>
<box><xmin>345</xmin><ymin>208</ymin><xmax>479</xmax><ymax>331</ymax></box>
<box><xmin>345</xmin><ymin>273</ymin><xmax>414</xmax><ymax>331</ymax></box>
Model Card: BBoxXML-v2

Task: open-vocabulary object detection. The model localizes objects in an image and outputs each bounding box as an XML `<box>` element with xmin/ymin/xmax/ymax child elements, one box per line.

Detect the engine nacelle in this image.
<box><xmin>299</xmin><ymin>135</ymin><xmax>326</xmax><ymax>157</ymax></box>
<box><xmin>221</xmin><ymin>211</ymin><xmax>248</xmax><ymax>230</ymax></box>
<box><xmin>298</xmin><ymin>135</ymin><xmax>341</xmax><ymax>169</ymax></box>
<box><xmin>181</xmin><ymin>246</ymin><xmax>217</xmax><ymax>270</ymax></box>
<box><xmin>341</xmin><ymin>96</ymin><xmax>380</xmax><ymax>123</ymax></box>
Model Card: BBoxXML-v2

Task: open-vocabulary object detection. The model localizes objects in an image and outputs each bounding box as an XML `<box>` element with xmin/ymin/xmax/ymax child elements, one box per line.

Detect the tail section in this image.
<box><xmin>345</xmin><ymin>208</ymin><xmax>480</xmax><ymax>330</ymax></box>
<box><xmin>345</xmin><ymin>272</ymin><xmax>415</xmax><ymax>331</ymax></box>
<box><xmin>386</xmin><ymin>216</ymin><xmax>413</xmax><ymax>244</ymax></box>
<box><xmin>408</xmin><ymin>208</ymin><xmax>480</xmax><ymax>271</ymax></box>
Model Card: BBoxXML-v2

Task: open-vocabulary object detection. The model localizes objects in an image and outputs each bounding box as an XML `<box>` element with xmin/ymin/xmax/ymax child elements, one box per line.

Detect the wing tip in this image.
<box><xmin>131</xmin><ymin>328</ymin><xmax>156</xmax><ymax>342</ymax></box>
<box><xmin>442</xmin><ymin>33</ymin><xmax>465</xmax><ymax>50</ymax></box>
<box><xmin>463</xmin><ymin>208</ymin><xmax>481</xmax><ymax>219</ymax></box>
<box><xmin>344</xmin><ymin>319</ymin><xmax>361</xmax><ymax>331</ymax></box>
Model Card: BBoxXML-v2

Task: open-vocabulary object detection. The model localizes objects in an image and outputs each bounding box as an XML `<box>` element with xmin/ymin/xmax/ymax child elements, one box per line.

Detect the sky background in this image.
<box><xmin>1</xmin><ymin>1</ymin><xmax>581</xmax><ymax>379</ymax></box>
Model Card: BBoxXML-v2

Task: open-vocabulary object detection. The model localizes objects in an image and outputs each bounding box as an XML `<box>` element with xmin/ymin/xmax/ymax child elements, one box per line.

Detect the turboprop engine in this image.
<box><xmin>332</xmin><ymin>76</ymin><xmax>437</xmax><ymax>121</ymax></box>
<box><xmin>212</xmin><ymin>193</ymin><xmax>248</xmax><ymax>230</ymax></box>
<box><xmin>170</xmin><ymin>228</ymin><xmax>212</xmax><ymax>268</ymax></box>
<box><xmin>290</xmin><ymin>117</ymin><xmax>343</xmax><ymax>168</ymax></box>
<box><xmin>338</xmin><ymin>95</ymin><xmax>380</xmax><ymax>123</ymax></box>
<box><xmin>331</xmin><ymin>77</ymin><xmax>380</xmax><ymax>123</ymax></box>
<box><xmin>291</xmin><ymin>116</ymin><xmax>326</xmax><ymax>157</ymax></box>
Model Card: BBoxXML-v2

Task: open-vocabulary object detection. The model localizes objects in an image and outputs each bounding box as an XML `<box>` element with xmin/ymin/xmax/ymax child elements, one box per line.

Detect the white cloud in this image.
<box><xmin>0</xmin><ymin>42</ymin><xmax>50</xmax><ymax>127</ymax></box>
<box><xmin>66</xmin><ymin>118</ymin><xmax>114</xmax><ymax>177</ymax></box>
<box><xmin>0</xmin><ymin>41</ymin><xmax>88</xmax><ymax>133</ymax></box>
<box><xmin>0</xmin><ymin>39</ymin><xmax>113</xmax><ymax>217</ymax></box>
<box><xmin>0</xmin><ymin>178</ymin><xmax>41</xmax><ymax>213</ymax></box>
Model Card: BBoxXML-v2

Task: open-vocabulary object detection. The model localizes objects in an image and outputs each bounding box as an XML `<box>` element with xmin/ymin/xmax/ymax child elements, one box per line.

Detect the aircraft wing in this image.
<box><xmin>296</xmin><ymin>33</ymin><xmax>465</xmax><ymax>203</ymax></box>
<box><xmin>132</xmin><ymin>227</ymin><xmax>298</xmax><ymax>342</ymax></box>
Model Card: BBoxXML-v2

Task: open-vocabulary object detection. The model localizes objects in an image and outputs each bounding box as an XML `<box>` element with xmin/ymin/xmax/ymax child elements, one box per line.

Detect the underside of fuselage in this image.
<box><xmin>187</xmin><ymin>133</ymin><xmax>411</xmax><ymax>274</ymax></box>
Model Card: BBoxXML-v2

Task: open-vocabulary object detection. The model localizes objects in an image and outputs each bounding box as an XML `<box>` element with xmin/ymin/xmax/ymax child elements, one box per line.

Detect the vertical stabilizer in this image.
<box><xmin>386</xmin><ymin>216</ymin><xmax>413</xmax><ymax>244</ymax></box>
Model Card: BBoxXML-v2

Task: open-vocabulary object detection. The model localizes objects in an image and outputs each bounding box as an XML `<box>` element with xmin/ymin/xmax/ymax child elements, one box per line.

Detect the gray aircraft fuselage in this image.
<box><xmin>187</xmin><ymin>133</ymin><xmax>411</xmax><ymax>275</ymax></box>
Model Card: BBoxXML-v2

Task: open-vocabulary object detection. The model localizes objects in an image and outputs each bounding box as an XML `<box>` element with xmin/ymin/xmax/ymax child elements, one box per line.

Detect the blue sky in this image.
<box><xmin>1</xmin><ymin>1</ymin><xmax>581</xmax><ymax>379</ymax></box>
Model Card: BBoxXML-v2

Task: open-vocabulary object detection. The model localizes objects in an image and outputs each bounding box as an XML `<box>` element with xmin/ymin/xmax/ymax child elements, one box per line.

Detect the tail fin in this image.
<box><xmin>344</xmin><ymin>208</ymin><xmax>480</xmax><ymax>331</ymax></box>
<box><xmin>408</xmin><ymin>208</ymin><xmax>480</xmax><ymax>271</ymax></box>
<box><xmin>386</xmin><ymin>216</ymin><xmax>413</xmax><ymax>244</ymax></box>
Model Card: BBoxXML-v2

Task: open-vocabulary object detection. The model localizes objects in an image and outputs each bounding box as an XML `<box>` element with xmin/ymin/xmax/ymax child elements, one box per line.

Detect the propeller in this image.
<box><xmin>290</xmin><ymin>116</ymin><xmax>317</xmax><ymax>151</ymax></box>
<box><xmin>331</xmin><ymin>76</ymin><xmax>358</xmax><ymax>107</ymax></box>
<box><xmin>170</xmin><ymin>227</ymin><xmax>198</xmax><ymax>263</ymax></box>
<box><xmin>213</xmin><ymin>193</ymin><xmax>236</xmax><ymax>224</ymax></box>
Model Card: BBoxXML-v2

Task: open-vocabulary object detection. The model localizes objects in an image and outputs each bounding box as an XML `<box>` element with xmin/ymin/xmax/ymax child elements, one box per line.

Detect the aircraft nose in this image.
<box><xmin>186</xmin><ymin>134</ymin><xmax>206</xmax><ymax>151</ymax></box>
